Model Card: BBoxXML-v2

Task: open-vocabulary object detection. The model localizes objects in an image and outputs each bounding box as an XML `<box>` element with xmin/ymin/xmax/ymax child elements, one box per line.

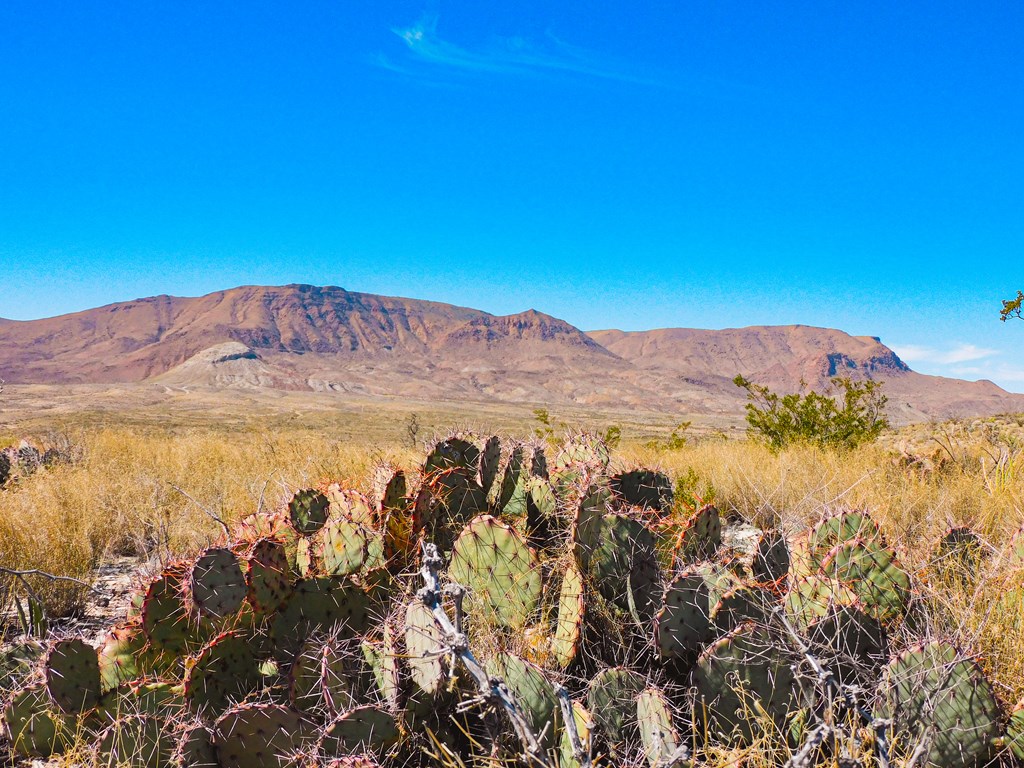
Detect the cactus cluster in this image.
<box><xmin>2</xmin><ymin>432</ymin><xmax>1022</xmax><ymax>768</ymax></box>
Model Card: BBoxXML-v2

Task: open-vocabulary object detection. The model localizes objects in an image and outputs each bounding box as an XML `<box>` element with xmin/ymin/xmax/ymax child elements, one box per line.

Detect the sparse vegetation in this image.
<box><xmin>1002</xmin><ymin>290</ymin><xmax>1023</xmax><ymax>321</ymax></box>
<box><xmin>734</xmin><ymin>375</ymin><xmax>889</xmax><ymax>451</ymax></box>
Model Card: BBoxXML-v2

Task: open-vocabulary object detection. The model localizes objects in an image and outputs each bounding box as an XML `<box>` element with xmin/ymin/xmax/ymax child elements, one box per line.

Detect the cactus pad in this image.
<box><xmin>143</xmin><ymin>566</ymin><xmax>205</xmax><ymax>654</ymax></box>
<box><xmin>449</xmin><ymin>515</ymin><xmax>542</xmax><ymax>631</ymax></box>
<box><xmin>191</xmin><ymin>547</ymin><xmax>248</xmax><ymax>619</ymax></box>
<box><xmin>572</xmin><ymin>484</ymin><xmax>611</xmax><ymax>570</ymax></box>
<box><xmin>554</xmin><ymin>433</ymin><xmax>610</xmax><ymax>472</ymax></box>
<box><xmin>371</xmin><ymin>464</ymin><xmax>407</xmax><ymax>513</ymax></box>
<box><xmin>820</xmin><ymin>537</ymin><xmax>910</xmax><ymax>625</ymax></box>
<box><xmin>425</xmin><ymin>436</ymin><xmax>481</xmax><ymax>474</ymax></box>
<box><xmin>656</xmin><ymin>570</ymin><xmax>712</xmax><ymax>659</ymax></box>
<box><xmin>751</xmin><ymin>529</ymin><xmax>790</xmax><ymax>584</ymax></box>
<box><xmin>692</xmin><ymin>623</ymin><xmax>796</xmax><ymax>744</ymax></box>
<box><xmin>3</xmin><ymin>683</ymin><xmax>75</xmax><ymax>758</ymax></box>
<box><xmin>479</xmin><ymin>435</ymin><xmax>502</xmax><ymax>496</ymax></box>
<box><xmin>362</xmin><ymin>625</ymin><xmax>401</xmax><ymax>710</ymax></box>
<box><xmin>173</xmin><ymin>720</ymin><xmax>218</xmax><ymax>768</ymax></box>
<box><xmin>637</xmin><ymin>687</ymin><xmax>682</xmax><ymax>768</ymax></box>
<box><xmin>320</xmin><ymin>706</ymin><xmax>400</xmax><ymax>755</ymax></box>
<box><xmin>404</xmin><ymin>600</ymin><xmax>447</xmax><ymax>694</ymax></box>
<box><xmin>270</xmin><ymin>578</ymin><xmax>371</xmax><ymax>660</ymax></box>
<box><xmin>319</xmin><ymin>514</ymin><xmax>369</xmax><ymax>576</ymax></box>
<box><xmin>213</xmin><ymin>703</ymin><xmax>313</xmax><ymax>768</ymax></box>
<box><xmin>587</xmin><ymin>667</ymin><xmax>646</xmax><ymax>751</ymax></box>
<box><xmin>590</xmin><ymin>513</ymin><xmax>661</xmax><ymax>622</ymax></box>
<box><xmin>486</xmin><ymin>653</ymin><xmax>560</xmax><ymax>751</ymax></box>
<box><xmin>806</xmin><ymin>509</ymin><xmax>882</xmax><ymax>568</ymax></box>
<box><xmin>289</xmin><ymin>488</ymin><xmax>330</xmax><ymax>535</ymax></box>
<box><xmin>551</xmin><ymin>561</ymin><xmax>585</xmax><ymax>669</ymax></box>
<box><xmin>246</xmin><ymin>538</ymin><xmax>294</xmax><ymax>614</ymax></box>
<box><xmin>1006</xmin><ymin>697</ymin><xmax>1024</xmax><ymax>761</ymax></box>
<box><xmin>95</xmin><ymin>714</ymin><xmax>174</xmax><ymax>768</ymax></box>
<box><xmin>184</xmin><ymin>631</ymin><xmax>260</xmax><ymax>714</ymax></box>
<box><xmin>676</xmin><ymin>504</ymin><xmax>722</xmax><ymax>561</ymax></box>
<box><xmin>558</xmin><ymin>699</ymin><xmax>593</xmax><ymax>768</ymax></box>
<box><xmin>879</xmin><ymin>640</ymin><xmax>1002</xmax><ymax>768</ymax></box>
<box><xmin>611</xmin><ymin>469</ymin><xmax>673</xmax><ymax>512</ymax></box>
<box><xmin>45</xmin><ymin>637</ymin><xmax>102</xmax><ymax>713</ymax></box>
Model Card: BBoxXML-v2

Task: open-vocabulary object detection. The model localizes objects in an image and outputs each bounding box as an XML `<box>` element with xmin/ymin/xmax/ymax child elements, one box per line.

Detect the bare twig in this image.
<box><xmin>418</xmin><ymin>542</ymin><xmax>552</xmax><ymax>767</ymax></box>
<box><xmin>554</xmin><ymin>683</ymin><xmax>592</xmax><ymax>768</ymax></box>
<box><xmin>167</xmin><ymin>483</ymin><xmax>230</xmax><ymax>537</ymax></box>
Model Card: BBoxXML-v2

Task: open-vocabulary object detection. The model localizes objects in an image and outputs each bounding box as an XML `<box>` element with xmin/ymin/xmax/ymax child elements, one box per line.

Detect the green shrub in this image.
<box><xmin>733</xmin><ymin>375</ymin><xmax>889</xmax><ymax>451</ymax></box>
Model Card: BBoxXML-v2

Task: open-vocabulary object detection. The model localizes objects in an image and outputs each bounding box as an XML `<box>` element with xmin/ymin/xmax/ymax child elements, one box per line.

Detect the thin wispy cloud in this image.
<box><xmin>380</xmin><ymin>14</ymin><xmax>658</xmax><ymax>86</ymax></box>
<box><xmin>891</xmin><ymin>342</ymin><xmax>999</xmax><ymax>365</ymax></box>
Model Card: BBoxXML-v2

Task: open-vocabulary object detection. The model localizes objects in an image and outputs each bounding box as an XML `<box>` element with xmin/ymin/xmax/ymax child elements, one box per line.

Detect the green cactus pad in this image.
<box><xmin>95</xmin><ymin>714</ymin><xmax>174</xmax><ymax>768</ymax></box>
<box><xmin>93</xmin><ymin>679</ymin><xmax>183</xmax><ymax>726</ymax></box>
<box><xmin>319</xmin><ymin>515</ymin><xmax>369</xmax><ymax>577</ymax></box>
<box><xmin>270</xmin><ymin>578</ymin><xmax>371</xmax><ymax>661</ymax></box>
<box><xmin>486</xmin><ymin>653</ymin><xmax>560</xmax><ymax>751</ymax></box>
<box><xmin>3</xmin><ymin>683</ymin><xmax>75</xmax><ymax>758</ymax></box>
<box><xmin>710</xmin><ymin>584</ymin><xmax>773</xmax><ymax>636</ymax></box>
<box><xmin>213</xmin><ymin>703</ymin><xmax>314</xmax><ymax>768</ymax></box>
<box><xmin>806</xmin><ymin>509</ymin><xmax>882</xmax><ymax>569</ymax></box>
<box><xmin>677</xmin><ymin>504</ymin><xmax>722</xmax><ymax>561</ymax></box>
<box><xmin>295</xmin><ymin>536</ymin><xmax>317</xmax><ymax>577</ymax></box>
<box><xmin>142</xmin><ymin>566</ymin><xmax>206</xmax><ymax>654</ymax></box>
<box><xmin>404</xmin><ymin>600</ymin><xmax>447</xmax><ymax>695</ymax></box>
<box><xmin>554</xmin><ymin>433</ymin><xmax>610</xmax><ymax>472</ymax></box>
<box><xmin>173</xmin><ymin>720</ymin><xmax>218</xmax><ymax>768</ymax></box>
<box><xmin>184</xmin><ymin>631</ymin><xmax>261</xmax><ymax>714</ymax></box>
<box><xmin>493</xmin><ymin>444</ymin><xmax>526</xmax><ymax>514</ymax></box>
<box><xmin>288</xmin><ymin>488</ymin><xmax>330</xmax><ymax>535</ymax></box>
<box><xmin>371</xmin><ymin>464</ymin><xmax>407</xmax><ymax>513</ymax></box>
<box><xmin>820</xmin><ymin>536</ymin><xmax>910</xmax><ymax>625</ymax></box>
<box><xmin>425</xmin><ymin>436</ymin><xmax>481</xmax><ymax>474</ymax></box>
<box><xmin>362</xmin><ymin>625</ymin><xmax>401</xmax><ymax>710</ymax></box>
<box><xmin>525</xmin><ymin>477</ymin><xmax>558</xmax><ymax>551</ymax></box>
<box><xmin>45</xmin><ymin>637</ymin><xmax>102</xmax><ymax>713</ymax></box>
<box><xmin>479</xmin><ymin>435</ymin><xmax>503</xmax><ymax>496</ymax></box>
<box><xmin>785</xmin><ymin>574</ymin><xmax>860</xmax><ymax>628</ymax></box>
<box><xmin>879</xmin><ymin>640</ymin><xmax>1002</xmax><ymax>768</ymax></box>
<box><xmin>571</xmin><ymin>484</ymin><xmax>611</xmax><ymax>570</ymax></box>
<box><xmin>587</xmin><ymin>667</ymin><xmax>646</xmax><ymax>751</ymax></box>
<box><xmin>751</xmin><ymin>529</ymin><xmax>790</xmax><ymax>584</ymax></box>
<box><xmin>246</xmin><ymin>538</ymin><xmax>294</xmax><ymax>614</ymax></box>
<box><xmin>449</xmin><ymin>515</ymin><xmax>542</xmax><ymax>631</ymax></box>
<box><xmin>551</xmin><ymin>561</ymin><xmax>585</xmax><ymax>669</ymax></box>
<box><xmin>692</xmin><ymin>623</ymin><xmax>796</xmax><ymax>744</ymax></box>
<box><xmin>656</xmin><ymin>570</ymin><xmax>712</xmax><ymax>659</ymax></box>
<box><xmin>191</xmin><ymin>547</ymin><xmax>248</xmax><ymax>619</ymax></box>
<box><xmin>290</xmin><ymin>636</ymin><xmax>361</xmax><ymax>717</ymax></box>
<box><xmin>805</xmin><ymin>602</ymin><xmax>887</xmax><ymax>680</ymax></box>
<box><xmin>637</xmin><ymin>687</ymin><xmax>682</xmax><ymax>768</ymax></box>
<box><xmin>1006</xmin><ymin>697</ymin><xmax>1024</xmax><ymax>761</ymax></box>
<box><xmin>611</xmin><ymin>469</ymin><xmax>673</xmax><ymax>512</ymax></box>
<box><xmin>590</xmin><ymin>513</ymin><xmax>661</xmax><ymax>622</ymax></box>
<box><xmin>98</xmin><ymin>623</ymin><xmax>152</xmax><ymax>691</ymax></box>
<box><xmin>558</xmin><ymin>699</ymin><xmax>593</xmax><ymax>768</ymax></box>
<box><xmin>320</xmin><ymin>706</ymin><xmax>400</xmax><ymax>755</ymax></box>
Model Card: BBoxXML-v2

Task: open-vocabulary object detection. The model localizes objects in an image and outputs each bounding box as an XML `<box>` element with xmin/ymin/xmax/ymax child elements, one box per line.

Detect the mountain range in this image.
<box><xmin>1</xmin><ymin>283</ymin><xmax>1019</xmax><ymax>422</ymax></box>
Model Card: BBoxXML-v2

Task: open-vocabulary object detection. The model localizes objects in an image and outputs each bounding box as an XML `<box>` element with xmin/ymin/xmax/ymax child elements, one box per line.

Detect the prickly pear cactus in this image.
<box><xmin>676</xmin><ymin>504</ymin><xmax>722</xmax><ymax>561</ymax></box>
<box><xmin>550</xmin><ymin>561</ymin><xmax>586</xmax><ymax>669</ymax></box>
<box><xmin>820</xmin><ymin>536</ymin><xmax>910</xmax><ymax>625</ymax></box>
<box><xmin>320</xmin><ymin>706</ymin><xmax>400</xmax><ymax>755</ymax></box>
<box><xmin>752</xmin><ymin>529</ymin><xmax>790</xmax><ymax>584</ymax></box>
<box><xmin>95</xmin><ymin>714</ymin><xmax>174</xmax><ymax>768</ymax></box>
<box><xmin>212</xmin><ymin>703</ymin><xmax>314</xmax><ymax>768</ymax></box>
<box><xmin>486</xmin><ymin>653</ymin><xmax>560</xmax><ymax>752</ymax></box>
<box><xmin>590</xmin><ymin>513</ymin><xmax>661</xmax><ymax>622</ymax></box>
<box><xmin>184</xmin><ymin>631</ymin><xmax>261</xmax><ymax>713</ymax></box>
<box><xmin>404</xmin><ymin>600</ymin><xmax>447</xmax><ymax>695</ymax></box>
<box><xmin>45</xmin><ymin>637</ymin><xmax>102</xmax><ymax>713</ymax></box>
<box><xmin>611</xmin><ymin>469</ymin><xmax>673</xmax><ymax>512</ymax></box>
<box><xmin>879</xmin><ymin>640</ymin><xmax>1002</xmax><ymax>768</ymax></box>
<box><xmin>191</xmin><ymin>547</ymin><xmax>248</xmax><ymax>619</ymax></box>
<box><xmin>246</xmin><ymin>537</ymin><xmax>294</xmax><ymax>614</ymax></box>
<box><xmin>449</xmin><ymin>515</ymin><xmax>542</xmax><ymax>631</ymax></box>
<box><xmin>692</xmin><ymin>624</ymin><xmax>796</xmax><ymax>744</ymax></box>
<box><xmin>3</xmin><ymin>682</ymin><xmax>75</xmax><ymax>757</ymax></box>
<box><xmin>656</xmin><ymin>570</ymin><xmax>712</xmax><ymax>659</ymax></box>
<box><xmin>637</xmin><ymin>687</ymin><xmax>682</xmax><ymax>768</ymax></box>
<box><xmin>587</xmin><ymin>667</ymin><xmax>646</xmax><ymax>753</ymax></box>
<box><xmin>289</xmin><ymin>488</ymin><xmax>331</xmax><ymax>535</ymax></box>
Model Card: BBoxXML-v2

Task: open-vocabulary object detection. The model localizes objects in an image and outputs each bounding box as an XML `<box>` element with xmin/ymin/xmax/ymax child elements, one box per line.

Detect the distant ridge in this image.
<box><xmin>0</xmin><ymin>283</ymin><xmax>1020</xmax><ymax>422</ymax></box>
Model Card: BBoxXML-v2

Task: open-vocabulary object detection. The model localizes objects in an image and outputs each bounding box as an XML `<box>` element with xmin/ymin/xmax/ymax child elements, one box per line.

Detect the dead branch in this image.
<box><xmin>418</xmin><ymin>542</ymin><xmax>552</xmax><ymax>768</ymax></box>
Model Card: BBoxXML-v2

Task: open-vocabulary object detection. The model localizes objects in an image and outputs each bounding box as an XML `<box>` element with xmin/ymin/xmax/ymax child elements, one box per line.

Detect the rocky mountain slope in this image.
<box><xmin>1</xmin><ymin>284</ymin><xmax>1020</xmax><ymax>421</ymax></box>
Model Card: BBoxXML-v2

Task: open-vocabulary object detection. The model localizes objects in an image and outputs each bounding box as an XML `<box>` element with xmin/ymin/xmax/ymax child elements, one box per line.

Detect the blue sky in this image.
<box><xmin>1</xmin><ymin>2</ymin><xmax>1023</xmax><ymax>389</ymax></box>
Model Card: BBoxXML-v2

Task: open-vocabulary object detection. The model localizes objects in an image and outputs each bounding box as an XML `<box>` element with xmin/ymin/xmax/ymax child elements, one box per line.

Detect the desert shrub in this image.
<box><xmin>734</xmin><ymin>375</ymin><xmax>889</xmax><ymax>451</ymax></box>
